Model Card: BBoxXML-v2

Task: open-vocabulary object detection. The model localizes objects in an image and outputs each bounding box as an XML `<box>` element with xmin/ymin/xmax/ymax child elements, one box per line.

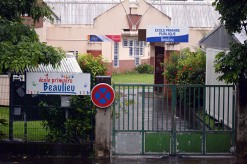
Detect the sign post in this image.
<box><xmin>92</xmin><ymin>81</ymin><xmax>115</xmax><ymax>158</ymax></box>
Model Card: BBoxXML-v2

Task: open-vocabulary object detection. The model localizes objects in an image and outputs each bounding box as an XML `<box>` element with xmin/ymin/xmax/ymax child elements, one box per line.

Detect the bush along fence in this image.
<box><xmin>0</xmin><ymin>76</ymin><xmax>95</xmax><ymax>157</ymax></box>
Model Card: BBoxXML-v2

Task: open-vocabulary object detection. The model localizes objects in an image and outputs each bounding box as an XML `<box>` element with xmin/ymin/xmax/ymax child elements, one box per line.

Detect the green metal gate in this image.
<box><xmin>112</xmin><ymin>84</ymin><xmax>235</xmax><ymax>155</ymax></box>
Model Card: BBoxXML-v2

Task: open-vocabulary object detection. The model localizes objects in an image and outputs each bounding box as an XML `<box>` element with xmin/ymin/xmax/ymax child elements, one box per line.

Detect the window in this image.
<box><xmin>129</xmin><ymin>39</ymin><xmax>145</xmax><ymax>57</ymax></box>
<box><xmin>122</xmin><ymin>38</ymin><xmax>146</xmax><ymax>65</ymax></box>
<box><xmin>113</xmin><ymin>42</ymin><xmax>119</xmax><ymax>67</ymax></box>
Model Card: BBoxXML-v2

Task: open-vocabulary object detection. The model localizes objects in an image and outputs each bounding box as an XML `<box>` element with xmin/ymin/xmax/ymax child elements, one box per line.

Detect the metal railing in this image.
<box><xmin>112</xmin><ymin>84</ymin><xmax>235</xmax><ymax>155</ymax></box>
<box><xmin>0</xmin><ymin>74</ymin><xmax>95</xmax><ymax>156</ymax></box>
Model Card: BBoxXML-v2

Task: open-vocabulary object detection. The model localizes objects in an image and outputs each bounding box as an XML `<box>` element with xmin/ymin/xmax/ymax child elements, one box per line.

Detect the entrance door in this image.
<box><xmin>154</xmin><ymin>46</ymin><xmax>164</xmax><ymax>85</ymax></box>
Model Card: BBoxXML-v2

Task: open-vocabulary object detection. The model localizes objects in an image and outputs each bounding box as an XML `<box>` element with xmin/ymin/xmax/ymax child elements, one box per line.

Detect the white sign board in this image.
<box><xmin>146</xmin><ymin>25</ymin><xmax>189</xmax><ymax>42</ymax></box>
<box><xmin>26</xmin><ymin>72</ymin><xmax>91</xmax><ymax>95</ymax></box>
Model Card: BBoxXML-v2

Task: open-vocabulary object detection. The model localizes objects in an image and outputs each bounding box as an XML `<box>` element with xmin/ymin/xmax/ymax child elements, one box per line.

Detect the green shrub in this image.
<box><xmin>78</xmin><ymin>54</ymin><xmax>108</xmax><ymax>75</ymax></box>
<box><xmin>164</xmin><ymin>48</ymin><xmax>206</xmax><ymax>84</ymax></box>
<box><xmin>163</xmin><ymin>51</ymin><xmax>184</xmax><ymax>84</ymax></box>
<box><xmin>176</xmin><ymin>48</ymin><xmax>206</xmax><ymax>84</ymax></box>
<box><xmin>0</xmin><ymin>118</ymin><xmax>7</xmax><ymax>140</ymax></box>
<box><xmin>135</xmin><ymin>63</ymin><xmax>154</xmax><ymax>74</ymax></box>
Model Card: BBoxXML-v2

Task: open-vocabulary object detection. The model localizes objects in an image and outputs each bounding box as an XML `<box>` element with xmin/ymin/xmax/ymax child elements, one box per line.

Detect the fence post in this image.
<box><xmin>141</xmin><ymin>85</ymin><xmax>145</xmax><ymax>155</ymax></box>
<box><xmin>94</xmin><ymin>76</ymin><xmax>111</xmax><ymax>158</ymax></box>
<box><xmin>9</xmin><ymin>74</ymin><xmax>14</xmax><ymax>140</ymax></box>
<box><xmin>171</xmin><ymin>85</ymin><xmax>177</xmax><ymax>155</ymax></box>
<box><xmin>203</xmin><ymin>86</ymin><xmax>206</xmax><ymax>154</ymax></box>
<box><xmin>24</xmin><ymin>112</ymin><xmax>27</xmax><ymax>142</ymax></box>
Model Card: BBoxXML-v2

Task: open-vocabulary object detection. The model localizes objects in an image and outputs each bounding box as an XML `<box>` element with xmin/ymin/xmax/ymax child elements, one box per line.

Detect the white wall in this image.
<box><xmin>205</xmin><ymin>48</ymin><xmax>234</xmax><ymax>128</ymax></box>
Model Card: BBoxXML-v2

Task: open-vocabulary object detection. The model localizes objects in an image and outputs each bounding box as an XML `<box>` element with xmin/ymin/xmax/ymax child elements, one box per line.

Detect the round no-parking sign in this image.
<box><xmin>91</xmin><ymin>83</ymin><xmax>115</xmax><ymax>108</ymax></box>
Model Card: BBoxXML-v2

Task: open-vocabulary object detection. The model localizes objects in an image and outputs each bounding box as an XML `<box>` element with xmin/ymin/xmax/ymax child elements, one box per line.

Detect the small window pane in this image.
<box><xmin>114</xmin><ymin>56</ymin><xmax>119</xmax><ymax>67</ymax></box>
<box><xmin>135</xmin><ymin>47</ymin><xmax>139</xmax><ymax>56</ymax></box>
<box><xmin>135</xmin><ymin>57</ymin><xmax>140</xmax><ymax>66</ymax></box>
<box><xmin>129</xmin><ymin>40</ymin><xmax>133</xmax><ymax>47</ymax></box>
<box><xmin>123</xmin><ymin>39</ymin><xmax>128</xmax><ymax>47</ymax></box>
<box><xmin>134</xmin><ymin>40</ymin><xmax>139</xmax><ymax>46</ymax></box>
<box><xmin>129</xmin><ymin>47</ymin><xmax>133</xmax><ymax>57</ymax></box>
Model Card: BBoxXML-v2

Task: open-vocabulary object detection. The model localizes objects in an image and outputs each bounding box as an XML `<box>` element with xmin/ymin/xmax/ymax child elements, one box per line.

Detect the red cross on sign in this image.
<box><xmin>91</xmin><ymin>83</ymin><xmax>115</xmax><ymax>108</ymax></box>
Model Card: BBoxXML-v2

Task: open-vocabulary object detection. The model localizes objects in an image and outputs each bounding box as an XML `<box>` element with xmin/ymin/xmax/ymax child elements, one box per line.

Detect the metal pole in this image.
<box><xmin>142</xmin><ymin>85</ymin><xmax>145</xmax><ymax>155</ymax></box>
<box><xmin>232</xmin><ymin>85</ymin><xmax>236</xmax><ymax>148</ymax></box>
<box><xmin>171</xmin><ymin>85</ymin><xmax>177</xmax><ymax>155</ymax></box>
<box><xmin>112</xmin><ymin>84</ymin><xmax>116</xmax><ymax>155</ymax></box>
<box><xmin>203</xmin><ymin>86</ymin><xmax>206</xmax><ymax>154</ymax></box>
<box><xmin>9</xmin><ymin>74</ymin><xmax>14</xmax><ymax>140</ymax></box>
<box><xmin>24</xmin><ymin>112</ymin><xmax>27</xmax><ymax>142</ymax></box>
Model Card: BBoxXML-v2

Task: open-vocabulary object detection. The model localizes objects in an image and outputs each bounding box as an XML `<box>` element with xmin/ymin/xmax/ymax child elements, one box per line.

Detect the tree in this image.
<box><xmin>0</xmin><ymin>0</ymin><xmax>65</xmax><ymax>74</ymax></box>
<box><xmin>0</xmin><ymin>0</ymin><xmax>54</xmax><ymax>23</ymax></box>
<box><xmin>213</xmin><ymin>0</ymin><xmax>247</xmax><ymax>158</ymax></box>
<box><xmin>0</xmin><ymin>0</ymin><xmax>65</xmax><ymax>140</ymax></box>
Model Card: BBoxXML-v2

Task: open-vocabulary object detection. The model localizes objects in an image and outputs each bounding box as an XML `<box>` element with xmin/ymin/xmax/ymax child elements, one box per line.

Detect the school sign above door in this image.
<box><xmin>26</xmin><ymin>72</ymin><xmax>91</xmax><ymax>95</ymax></box>
<box><xmin>146</xmin><ymin>26</ymin><xmax>189</xmax><ymax>42</ymax></box>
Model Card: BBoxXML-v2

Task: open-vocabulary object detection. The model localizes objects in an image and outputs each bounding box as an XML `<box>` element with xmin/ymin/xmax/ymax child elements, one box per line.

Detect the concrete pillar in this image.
<box><xmin>94</xmin><ymin>76</ymin><xmax>112</xmax><ymax>158</ymax></box>
<box><xmin>95</xmin><ymin>108</ymin><xmax>111</xmax><ymax>158</ymax></box>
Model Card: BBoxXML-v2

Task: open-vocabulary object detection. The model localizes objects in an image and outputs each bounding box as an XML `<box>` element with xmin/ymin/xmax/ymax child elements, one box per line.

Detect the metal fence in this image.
<box><xmin>112</xmin><ymin>84</ymin><xmax>236</xmax><ymax>155</ymax></box>
<box><xmin>0</xmin><ymin>75</ymin><xmax>95</xmax><ymax>157</ymax></box>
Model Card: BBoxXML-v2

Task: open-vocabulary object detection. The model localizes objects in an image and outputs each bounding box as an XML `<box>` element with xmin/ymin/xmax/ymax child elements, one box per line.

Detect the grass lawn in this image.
<box><xmin>0</xmin><ymin>107</ymin><xmax>48</xmax><ymax>141</ymax></box>
<box><xmin>112</xmin><ymin>73</ymin><xmax>154</xmax><ymax>84</ymax></box>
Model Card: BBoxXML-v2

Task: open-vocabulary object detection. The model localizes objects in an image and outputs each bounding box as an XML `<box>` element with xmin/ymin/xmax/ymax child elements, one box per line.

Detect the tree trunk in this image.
<box><xmin>236</xmin><ymin>78</ymin><xmax>247</xmax><ymax>158</ymax></box>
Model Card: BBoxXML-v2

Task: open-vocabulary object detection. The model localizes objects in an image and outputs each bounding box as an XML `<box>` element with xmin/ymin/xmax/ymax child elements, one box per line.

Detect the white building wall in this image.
<box><xmin>43</xmin><ymin>0</ymin><xmax>172</xmax><ymax>68</ymax></box>
<box><xmin>36</xmin><ymin>0</ymin><xmax>217</xmax><ymax>73</ymax></box>
<box><xmin>205</xmin><ymin>48</ymin><xmax>234</xmax><ymax>128</ymax></box>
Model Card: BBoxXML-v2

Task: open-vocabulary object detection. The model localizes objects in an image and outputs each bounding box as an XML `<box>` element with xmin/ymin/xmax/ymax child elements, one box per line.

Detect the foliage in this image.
<box><xmin>163</xmin><ymin>51</ymin><xmax>184</xmax><ymax>84</ymax></box>
<box><xmin>177</xmin><ymin>49</ymin><xmax>206</xmax><ymax>84</ymax></box>
<box><xmin>0</xmin><ymin>19</ymin><xmax>39</xmax><ymax>43</ymax></box>
<box><xmin>213</xmin><ymin>0</ymin><xmax>247</xmax><ymax>84</ymax></box>
<box><xmin>0</xmin><ymin>40</ymin><xmax>65</xmax><ymax>73</ymax></box>
<box><xmin>78</xmin><ymin>54</ymin><xmax>108</xmax><ymax>85</ymax></box>
<box><xmin>164</xmin><ymin>48</ymin><xmax>206</xmax><ymax>84</ymax></box>
<box><xmin>214</xmin><ymin>42</ymin><xmax>247</xmax><ymax>84</ymax></box>
<box><xmin>39</xmin><ymin>98</ymin><xmax>95</xmax><ymax>143</ymax></box>
<box><xmin>0</xmin><ymin>118</ymin><xmax>8</xmax><ymax>140</ymax></box>
<box><xmin>0</xmin><ymin>0</ymin><xmax>54</xmax><ymax>23</ymax></box>
<box><xmin>135</xmin><ymin>63</ymin><xmax>154</xmax><ymax>74</ymax></box>
<box><xmin>68</xmin><ymin>96</ymin><xmax>96</xmax><ymax>143</ymax></box>
<box><xmin>0</xmin><ymin>0</ymin><xmax>65</xmax><ymax>74</ymax></box>
<box><xmin>212</xmin><ymin>0</ymin><xmax>247</xmax><ymax>34</ymax></box>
